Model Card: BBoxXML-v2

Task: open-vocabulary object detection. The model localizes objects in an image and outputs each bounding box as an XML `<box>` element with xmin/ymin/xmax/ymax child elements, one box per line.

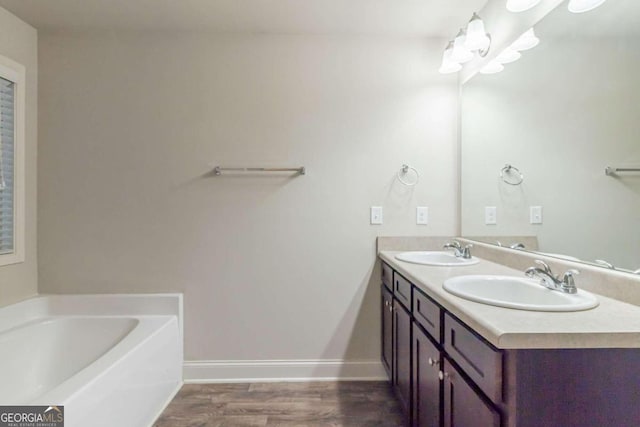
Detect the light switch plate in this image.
<box><xmin>416</xmin><ymin>207</ymin><xmax>428</xmax><ymax>225</ymax></box>
<box><xmin>485</xmin><ymin>206</ymin><xmax>497</xmax><ymax>225</ymax></box>
<box><xmin>370</xmin><ymin>206</ymin><xmax>383</xmax><ymax>225</ymax></box>
<box><xmin>530</xmin><ymin>206</ymin><xmax>543</xmax><ymax>224</ymax></box>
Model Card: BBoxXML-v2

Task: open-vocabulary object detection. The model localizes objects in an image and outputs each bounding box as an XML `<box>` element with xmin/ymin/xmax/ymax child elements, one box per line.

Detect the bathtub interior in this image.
<box><xmin>0</xmin><ymin>294</ymin><xmax>183</xmax><ymax>427</ymax></box>
<box><xmin>0</xmin><ymin>317</ymin><xmax>139</xmax><ymax>404</ymax></box>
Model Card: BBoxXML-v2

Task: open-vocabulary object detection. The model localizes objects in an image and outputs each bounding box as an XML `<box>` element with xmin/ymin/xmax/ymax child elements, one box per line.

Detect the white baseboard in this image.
<box><xmin>183</xmin><ymin>359</ymin><xmax>388</xmax><ymax>383</ymax></box>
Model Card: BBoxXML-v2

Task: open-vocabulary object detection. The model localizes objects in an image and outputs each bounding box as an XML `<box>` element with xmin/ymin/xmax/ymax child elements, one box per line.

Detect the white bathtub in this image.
<box><xmin>0</xmin><ymin>294</ymin><xmax>183</xmax><ymax>427</ymax></box>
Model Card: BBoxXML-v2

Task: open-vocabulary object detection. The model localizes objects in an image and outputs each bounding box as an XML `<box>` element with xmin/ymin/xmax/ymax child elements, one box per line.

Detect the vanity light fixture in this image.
<box><xmin>438</xmin><ymin>13</ymin><xmax>492</xmax><ymax>74</ymax></box>
<box><xmin>510</xmin><ymin>28</ymin><xmax>540</xmax><ymax>51</ymax></box>
<box><xmin>439</xmin><ymin>41</ymin><xmax>463</xmax><ymax>74</ymax></box>
<box><xmin>506</xmin><ymin>0</ymin><xmax>541</xmax><ymax>13</ymax></box>
<box><xmin>495</xmin><ymin>47</ymin><xmax>522</xmax><ymax>64</ymax></box>
<box><xmin>450</xmin><ymin>29</ymin><xmax>474</xmax><ymax>64</ymax></box>
<box><xmin>464</xmin><ymin>13</ymin><xmax>491</xmax><ymax>53</ymax></box>
<box><xmin>479</xmin><ymin>60</ymin><xmax>505</xmax><ymax>74</ymax></box>
<box><xmin>568</xmin><ymin>0</ymin><xmax>607</xmax><ymax>13</ymax></box>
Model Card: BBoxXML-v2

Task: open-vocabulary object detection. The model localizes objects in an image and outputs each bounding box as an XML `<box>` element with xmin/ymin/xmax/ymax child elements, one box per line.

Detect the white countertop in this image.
<box><xmin>379</xmin><ymin>251</ymin><xmax>640</xmax><ymax>349</ymax></box>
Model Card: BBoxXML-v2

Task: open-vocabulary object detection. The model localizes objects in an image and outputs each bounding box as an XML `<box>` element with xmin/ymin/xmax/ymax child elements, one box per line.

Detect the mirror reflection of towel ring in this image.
<box><xmin>397</xmin><ymin>164</ymin><xmax>419</xmax><ymax>186</ymax></box>
<box><xmin>500</xmin><ymin>164</ymin><xmax>523</xmax><ymax>186</ymax></box>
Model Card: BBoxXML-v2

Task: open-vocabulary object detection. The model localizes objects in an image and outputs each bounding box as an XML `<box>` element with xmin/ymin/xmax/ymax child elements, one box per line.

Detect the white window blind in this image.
<box><xmin>0</xmin><ymin>77</ymin><xmax>15</xmax><ymax>255</ymax></box>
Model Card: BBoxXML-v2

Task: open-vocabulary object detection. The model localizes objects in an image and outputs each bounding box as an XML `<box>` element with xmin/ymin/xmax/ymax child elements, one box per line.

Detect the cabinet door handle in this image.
<box><xmin>385</xmin><ymin>300</ymin><xmax>389</xmax><ymax>307</ymax></box>
<box><xmin>438</xmin><ymin>371</ymin><xmax>449</xmax><ymax>381</ymax></box>
<box><xmin>428</xmin><ymin>357</ymin><xmax>440</xmax><ymax>367</ymax></box>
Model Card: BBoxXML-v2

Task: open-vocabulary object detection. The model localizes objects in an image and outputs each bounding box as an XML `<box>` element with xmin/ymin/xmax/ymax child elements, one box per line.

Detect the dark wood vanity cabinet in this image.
<box><xmin>382</xmin><ymin>263</ymin><xmax>640</xmax><ymax>427</ymax></box>
<box><xmin>381</xmin><ymin>260</ymin><xmax>640</xmax><ymax>427</ymax></box>
<box><xmin>382</xmin><ymin>262</ymin><xmax>502</xmax><ymax>427</ymax></box>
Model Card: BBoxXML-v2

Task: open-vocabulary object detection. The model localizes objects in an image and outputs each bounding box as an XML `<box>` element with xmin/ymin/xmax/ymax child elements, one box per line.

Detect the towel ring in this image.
<box><xmin>500</xmin><ymin>164</ymin><xmax>523</xmax><ymax>186</ymax></box>
<box><xmin>397</xmin><ymin>164</ymin><xmax>419</xmax><ymax>186</ymax></box>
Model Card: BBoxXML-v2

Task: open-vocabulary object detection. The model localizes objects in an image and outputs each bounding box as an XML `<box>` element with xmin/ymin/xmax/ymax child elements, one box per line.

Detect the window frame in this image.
<box><xmin>0</xmin><ymin>55</ymin><xmax>25</xmax><ymax>267</ymax></box>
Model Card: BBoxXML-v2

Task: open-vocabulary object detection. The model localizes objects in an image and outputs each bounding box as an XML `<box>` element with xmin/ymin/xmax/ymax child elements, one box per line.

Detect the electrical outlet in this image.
<box><xmin>370</xmin><ymin>206</ymin><xmax>383</xmax><ymax>225</ymax></box>
<box><xmin>416</xmin><ymin>207</ymin><xmax>429</xmax><ymax>225</ymax></box>
<box><xmin>485</xmin><ymin>206</ymin><xmax>497</xmax><ymax>225</ymax></box>
<box><xmin>530</xmin><ymin>206</ymin><xmax>543</xmax><ymax>224</ymax></box>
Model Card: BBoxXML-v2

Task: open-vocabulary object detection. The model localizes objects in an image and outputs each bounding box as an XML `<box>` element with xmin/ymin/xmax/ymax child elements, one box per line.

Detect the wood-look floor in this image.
<box><xmin>154</xmin><ymin>382</ymin><xmax>406</xmax><ymax>427</ymax></box>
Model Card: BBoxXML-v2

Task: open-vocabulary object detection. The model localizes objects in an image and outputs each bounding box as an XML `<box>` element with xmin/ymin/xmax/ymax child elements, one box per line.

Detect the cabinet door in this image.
<box><xmin>412</xmin><ymin>323</ymin><xmax>441</xmax><ymax>427</ymax></box>
<box><xmin>381</xmin><ymin>285</ymin><xmax>393</xmax><ymax>379</ymax></box>
<box><xmin>443</xmin><ymin>359</ymin><xmax>500</xmax><ymax>427</ymax></box>
<box><xmin>393</xmin><ymin>299</ymin><xmax>412</xmax><ymax>417</ymax></box>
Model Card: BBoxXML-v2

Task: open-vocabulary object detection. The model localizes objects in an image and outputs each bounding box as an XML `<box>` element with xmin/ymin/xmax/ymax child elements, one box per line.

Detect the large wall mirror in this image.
<box><xmin>461</xmin><ymin>0</ymin><xmax>640</xmax><ymax>273</ymax></box>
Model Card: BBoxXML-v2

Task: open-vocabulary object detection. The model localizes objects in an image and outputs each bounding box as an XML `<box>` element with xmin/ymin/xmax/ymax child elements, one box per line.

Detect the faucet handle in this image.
<box><xmin>461</xmin><ymin>244</ymin><xmax>473</xmax><ymax>259</ymax></box>
<box><xmin>561</xmin><ymin>269</ymin><xmax>580</xmax><ymax>293</ymax></box>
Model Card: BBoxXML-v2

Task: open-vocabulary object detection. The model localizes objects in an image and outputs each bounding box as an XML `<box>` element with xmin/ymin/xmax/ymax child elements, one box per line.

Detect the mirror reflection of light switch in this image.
<box><xmin>530</xmin><ymin>206</ymin><xmax>543</xmax><ymax>224</ymax></box>
<box><xmin>485</xmin><ymin>206</ymin><xmax>497</xmax><ymax>225</ymax></box>
<box><xmin>416</xmin><ymin>207</ymin><xmax>428</xmax><ymax>225</ymax></box>
<box><xmin>371</xmin><ymin>206</ymin><xmax>383</xmax><ymax>225</ymax></box>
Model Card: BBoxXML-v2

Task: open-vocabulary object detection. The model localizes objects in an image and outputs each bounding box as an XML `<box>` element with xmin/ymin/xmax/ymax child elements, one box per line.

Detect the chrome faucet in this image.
<box><xmin>525</xmin><ymin>260</ymin><xmax>579</xmax><ymax>294</ymax></box>
<box><xmin>595</xmin><ymin>259</ymin><xmax>615</xmax><ymax>269</ymax></box>
<box><xmin>443</xmin><ymin>240</ymin><xmax>473</xmax><ymax>259</ymax></box>
<box><xmin>496</xmin><ymin>241</ymin><xmax>525</xmax><ymax>250</ymax></box>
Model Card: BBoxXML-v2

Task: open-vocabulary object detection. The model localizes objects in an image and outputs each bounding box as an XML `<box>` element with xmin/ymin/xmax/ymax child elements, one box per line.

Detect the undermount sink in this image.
<box><xmin>395</xmin><ymin>251</ymin><xmax>479</xmax><ymax>267</ymax></box>
<box><xmin>443</xmin><ymin>275</ymin><xmax>599</xmax><ymax>312</ymax></box>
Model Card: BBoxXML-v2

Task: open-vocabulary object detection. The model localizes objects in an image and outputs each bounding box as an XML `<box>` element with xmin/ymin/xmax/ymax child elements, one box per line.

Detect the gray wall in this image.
<box><xmin>38</xmin><ymin>32</ymin><xmax>459</xmax><ymax>363</ymax></box>
<box><xmin>0</xmin><ymin>8</ymin><xmax>37</xmax><ymax>307</ymax></box>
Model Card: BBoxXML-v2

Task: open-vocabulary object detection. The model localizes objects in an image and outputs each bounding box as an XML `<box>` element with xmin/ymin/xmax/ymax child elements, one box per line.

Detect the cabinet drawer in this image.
<box><xmin>382</xmin><ymin>262</ymin><xmax>393</xmax><ymax>291</ymax></box>
<box><xmin>413</xmin><ymin>289</ymin><xmax>441</xmax><ymax>343</ymax></box>
<box><xmin>393</xmin><ymin>272</ymin><xmax>412</xmax><ymax>311</ymax></box>
<box><xmin>443</xmin><ymin>313</ymin><xmax>502</xmax><ymax>403</ymax></box>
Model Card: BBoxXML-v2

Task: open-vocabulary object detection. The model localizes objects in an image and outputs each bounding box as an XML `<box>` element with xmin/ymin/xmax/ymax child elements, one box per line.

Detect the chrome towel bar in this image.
<box><xmin>605</xmin><ymin>167</ymin><xmax>640</xmax><ymax>176</ymax></box>
<box><xmin>213</xmin><ymin>166</ymin><xmax>306</xmax><ymax>176</ymax></box>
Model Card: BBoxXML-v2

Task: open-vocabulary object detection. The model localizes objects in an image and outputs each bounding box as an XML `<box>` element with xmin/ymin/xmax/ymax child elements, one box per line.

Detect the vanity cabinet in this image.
<box><xmin>380</xmin><ymin>260</ymin><xmax>640</xmax><ymax>427</ymax></box>
<box><xmin>382</xmin><ymin>262</ymin><xmax>502</xmax><ymax>427</ymax></box>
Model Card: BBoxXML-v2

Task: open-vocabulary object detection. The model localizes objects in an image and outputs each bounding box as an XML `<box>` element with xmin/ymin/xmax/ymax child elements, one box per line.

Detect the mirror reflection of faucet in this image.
<box><xmin>595</xmin><ymin>260</ymin><xmax>615</xmax><ymax>269</ymax></box>
<box><xmin>496</xmin><ymin>241</ymin><xmax>525</xmax><ymax>250</ymax></box>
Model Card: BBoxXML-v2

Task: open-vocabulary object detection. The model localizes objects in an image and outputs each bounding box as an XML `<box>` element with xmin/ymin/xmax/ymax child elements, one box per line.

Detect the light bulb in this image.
<box><xmin>464</xmin><ymin>13</ymin><xmax>491</xmax><ymax>52</ymax></box>
<box><xmin>496</xmin><ymin>47</ymin><xmax>522</xmax><ymax>64</ymax></box>
<box><xmin>510</xmin><ymin>28</ymin><xmax>540</xmax><ymax>51</ymax></box>
<box><xmin>450</xmin><ymin>30</ymin><xmax>474</xmax><ymax>64</ymax></box>
<box><xmin>568</xmin><ymin>0</ymin><xmax>607</xmax><ymax>13</ymax></box>
<box><xmin>506</xmin><ymin>0</ymin><xmax>541</xmax><ymax>13</ymax></box>
<box><xmin>439</xmin><ymin>42</ymin><xmax>462</xmax><ymax>74</ymax></box>
<box><xmin>480</xmin><ymin>61</ymin><xmax>505</xmax><ymax>74</ymax></box>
